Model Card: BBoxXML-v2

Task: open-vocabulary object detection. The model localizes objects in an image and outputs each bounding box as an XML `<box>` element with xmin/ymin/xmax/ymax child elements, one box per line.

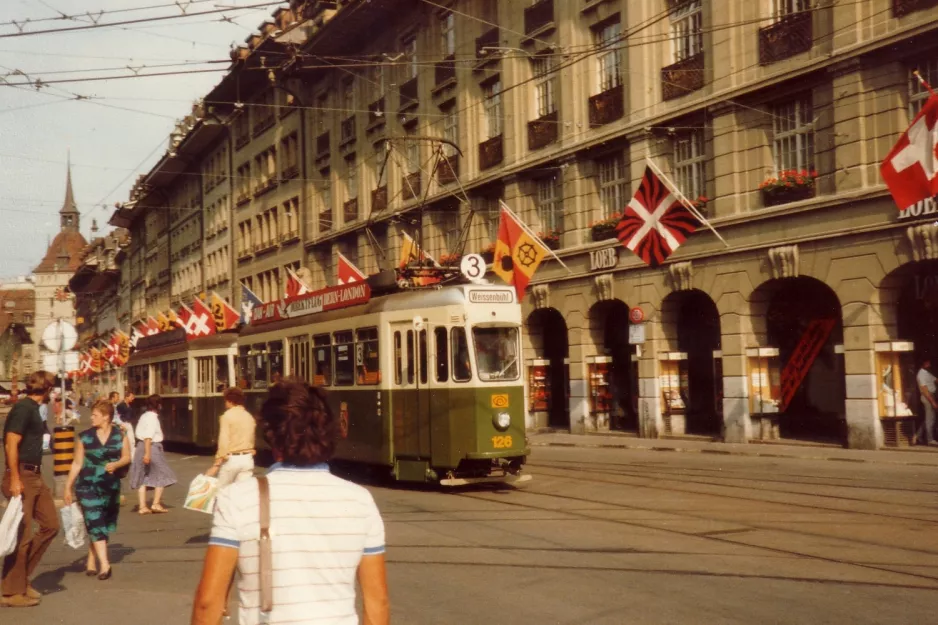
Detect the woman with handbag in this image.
<box><xmin>63</xmin><ymin>400</ymin><xmax>131</xmax><ymax>580</ymax></box>
<box><xmin>190</xmin><ymin>379</ymin><xmax>390</xmax><ymax>625</ymax></box>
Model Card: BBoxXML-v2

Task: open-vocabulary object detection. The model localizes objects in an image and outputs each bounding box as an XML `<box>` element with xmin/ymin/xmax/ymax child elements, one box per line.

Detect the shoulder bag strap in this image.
<box><xmin>257</xmin><ymin>476</ymin><xmax>273</xmax><ymax>613</ymax></box>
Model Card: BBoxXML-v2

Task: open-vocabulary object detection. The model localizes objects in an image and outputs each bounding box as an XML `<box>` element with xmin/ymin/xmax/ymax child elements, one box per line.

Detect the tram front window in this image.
<box><xmin>473</xmin><ymin>326</ymin><xmax>520</xmax><ymax>381</ymax></box>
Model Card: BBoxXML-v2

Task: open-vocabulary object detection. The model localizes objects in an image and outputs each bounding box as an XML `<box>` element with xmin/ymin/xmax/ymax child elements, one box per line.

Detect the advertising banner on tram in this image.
<box><xmin>250</xmin><ymin>282</ymin><xmax>371</xmax><ymax>326</ymax></box>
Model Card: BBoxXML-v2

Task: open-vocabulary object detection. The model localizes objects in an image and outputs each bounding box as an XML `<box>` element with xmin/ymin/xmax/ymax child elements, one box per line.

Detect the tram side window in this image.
<box><xmin>179</xmin><ymin>359</ymin><xmax>189</xmax><ymax>393</ymax></box>
<box><xmin>252</xmin><ymin>344</ymin><xmax>269</xmax><ymax>390</ymax></box>
<box><xmin>215</xmin><ymin>355</ymin><xmax>229</xmax><ymax>392</ymax></box>
<box><xmin>290</xmin><ymin>336</ymin><xmax>310</xmax><ymax>384</ymax></box>
<box><xmin>269</xmin><ymin>340</ymin><xmax>284</xmax><ymax>385</ymax></box>
<box><xmin>237</xmin><ymin>346</ymin><xmax>254</xmax><ymax>390</ymax></box>
<box><xmin>356</xmin><ymin>328</ymin><xmax>380</xmax><ymax>385</ymax></box>
<box><xmin>313</xmin><ymin>334</ymin><xmax>332</xmax><ymax>386</ymax></box>
<box><xmin>435</xmin><ymin>327</ymin><xmax>448</xmax><ymax>382</ymax></box>
<box><xmin>196</xmin><ymin>357</ymin><xmax>211</xmax><ymax>395</ymax></box>
<box><xmin>129</xmin><ymin>365</ymin><xmax>148</xmax><ymax>396</ymax></box>
<box><xmin>394</xmin><ymin>331</ymin><xmax>402</xmax><ymax>385</ymax></box>
<box><xmin>157</xmin><ymin>361</ymin><xmax>170</xmax><ymax>394</ymax></box>
<box><xmin>418</xmin><ymin>329</ymin><xmax>428</xmax><ymax>385</ymax></box>
<box><xmin>334</xmin><ymin>331</ymin><xmax>354</xmax><ymax>386</ymax></box>
<box><xmin>452</xmin><ymin>327</ymin><xmax>471</xmax><ymax>382</ymax></box>
<box><xmin>406</xmin><ymin>330</ymin><xmax>415</xmax><ymax>385</ymax></box>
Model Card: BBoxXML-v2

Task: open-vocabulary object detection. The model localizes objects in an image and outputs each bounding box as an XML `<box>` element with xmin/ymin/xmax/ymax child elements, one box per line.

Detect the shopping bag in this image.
<box><xmin>184</xmin><ymin>474</ymin><xmax>219</xmax><ymax>514</ymax></box>
<box><xmin>59</xmin><ymin>503</ymin><xmax>87</xmax><ymax>549</ymax></box>
<box><xmin>42</xmin><ymin>433</ymin><xmax>51</xmax><ymax>452</ymax></box>
<box><xmin>0</xmin><ymin>496</ymin><xmax>23</xmax><ymax>558</ymax></box>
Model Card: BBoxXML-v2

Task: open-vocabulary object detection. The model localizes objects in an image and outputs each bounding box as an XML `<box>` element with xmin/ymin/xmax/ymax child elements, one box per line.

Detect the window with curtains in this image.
<box><xmin>773</xmin><ymin>0</ymin><xmax>810</xmax><ymax>18</ymax></box>
<box><xmin>670</xmin><ymin>0</ymin><xmax>703</xmax><ymax>63</ymax></box>
<box><xmin>535</xmin><ymin>174</ymin><xmax>563</xmax><ymax>234</ymax></box>
<box><xmin>594</xmin><ymin>20</ymin><xmax>622</xmax><ymax>93</ymax></box>
<box><xmin>483</xmin><ymin>79</ymin><xmax>502</xmax><ymax>140</ymax></box>
<box><xmin>440</xmin><ymin>12</ymin><xmax>455</xmax><ymax>57</ymax></box>
<box><xmin>597</xmin><ymin>153</ymin><xmax>627</xmax><ymax>218</ymax></box>
<box><xmin>909</xmin><ymin>58</ymin><xmax>938</xmax><ymax>117</ymax></box>
<box><xmin>772</xmin><ymin>95</ymin><xmax>814</xmax><ymax>173</ymax></box>
<box><xmin>532</xmin><ymin>52</ymin><xmax>557</xmax><ymax>117</ymax></box>
<box><xmin>672</xmin><ymin>128</ymin><xmax>706</xmax><ymax>202</ymax></box>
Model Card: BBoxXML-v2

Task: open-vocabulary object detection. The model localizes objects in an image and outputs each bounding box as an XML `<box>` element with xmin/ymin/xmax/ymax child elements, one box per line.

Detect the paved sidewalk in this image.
<box><xmin>528</xmin><ymin>431</ymin><xmax>938</xmax><ymax>467</ymax></box>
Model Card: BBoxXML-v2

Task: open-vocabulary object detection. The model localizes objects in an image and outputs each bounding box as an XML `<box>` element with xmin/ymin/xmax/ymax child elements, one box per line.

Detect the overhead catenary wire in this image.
<box><xmin>0</xmin><ymin>0</ymin><xmax>224</xmax><ymax>28</ymax></box>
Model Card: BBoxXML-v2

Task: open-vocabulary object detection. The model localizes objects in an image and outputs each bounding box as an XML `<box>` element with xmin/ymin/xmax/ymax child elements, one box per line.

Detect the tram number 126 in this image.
<box><xmin>491</xmin><ymin>435</ymin><xmax>513</xmax><ymax>449</ymax></box>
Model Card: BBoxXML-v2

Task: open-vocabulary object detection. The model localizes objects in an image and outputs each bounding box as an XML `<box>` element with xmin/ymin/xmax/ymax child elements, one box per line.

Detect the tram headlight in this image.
<box><xmin>493</xmin><ymin>411</ymin><xmax>511</xmax><ymax>431</ymax></box>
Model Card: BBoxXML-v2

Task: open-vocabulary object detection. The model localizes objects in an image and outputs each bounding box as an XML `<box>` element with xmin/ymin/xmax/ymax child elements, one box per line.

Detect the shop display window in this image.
<box><xmin>587</xmin><ymin>357</ymin><xmax>612</xmax><ymax>415</ymax></box>
<box><xmin>747</xmin><ymin>348</ymin><xmax>781</xmax><ymax>415</ymax></box>
<box><xmin>659</xmin><ymin>353</ymin><xmax>689</xmax><ymax>417</ymax></box>
<box><xmin>528</xmin><ymin>359</ymin><xmax>551</xmax><ymax>413</ymax></box>
<box><xmin>875</xmin><ymin>342</ymin><xmax>916</xmax><ymax>419</ymax></box>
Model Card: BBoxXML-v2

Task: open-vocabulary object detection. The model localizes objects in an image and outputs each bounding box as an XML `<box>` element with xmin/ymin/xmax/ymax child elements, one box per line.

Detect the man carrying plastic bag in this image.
<box><xmin>0</xmin><ymin>496</ymin><xmax>23</xmax><ymax>558</ymax></box>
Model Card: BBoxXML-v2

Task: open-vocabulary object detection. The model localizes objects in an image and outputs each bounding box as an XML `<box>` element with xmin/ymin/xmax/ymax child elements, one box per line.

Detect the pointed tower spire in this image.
<box><xmin>60</xmin><ymin>150</ymin><xmax>80</xmax><ymax>233</ymax></box>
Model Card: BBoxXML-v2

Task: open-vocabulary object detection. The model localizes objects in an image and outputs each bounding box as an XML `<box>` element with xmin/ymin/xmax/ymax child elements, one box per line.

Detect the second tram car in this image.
<box><xmin>238</xmin><ymin>284</ymin><xmax>529</xmax><ymax>485</ymax></box>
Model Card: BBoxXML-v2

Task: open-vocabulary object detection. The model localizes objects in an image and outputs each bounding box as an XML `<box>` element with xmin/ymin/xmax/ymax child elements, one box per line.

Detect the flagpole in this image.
<box><xmin>913</xmin><ymin>70</ymin><xmax>937</xmax><ymax>97</ymax></box>
<box><xmin>498</xmin><ymin>200</ymin><xmax>573</xmax><ymax>273</ymax></box>
<box><xmin>644</xmin><ymin>157</ymin><xmax>730</xmax><ymax>249</ymax></box>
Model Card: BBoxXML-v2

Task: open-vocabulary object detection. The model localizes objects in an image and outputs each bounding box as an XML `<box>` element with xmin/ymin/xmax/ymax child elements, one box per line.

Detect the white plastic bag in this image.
<box><xmin>42</xmin><ymin>433</ymin><xmax>51</xmax><ymax>452</ymax></box>
<box><xmin>184</xmin><ymin>474</ymin><xmax>219</xmax><ymax>514</ymax></box>
<box><xmin>0</xmin><ymin>496</ymin><xmax>23</xmax><ymax>558</ymax></box>
<box><xmin>59</xmin><ymin>503</ymin><xmax>87</xmax><ymax>549</ymax></box>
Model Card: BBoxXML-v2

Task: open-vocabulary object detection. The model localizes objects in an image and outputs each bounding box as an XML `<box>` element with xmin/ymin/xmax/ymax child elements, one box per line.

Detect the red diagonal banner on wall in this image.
<box><xmin>779</xmin><ymin>318</ymin><xmax>837</xmax><ymax>412</ymax></box>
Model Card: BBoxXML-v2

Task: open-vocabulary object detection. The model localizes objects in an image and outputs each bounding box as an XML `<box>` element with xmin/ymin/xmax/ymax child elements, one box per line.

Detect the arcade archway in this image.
<box><xmin>756</xmin><ymin>277</ymin><xmax>846</xmax><ymax>443</ymax></box>
<box><xmin>661</xmin><ymin>290</ymin><xmax>722</xmax><ymax>436</ymax></box>
<box><xmin>589</xmin><ymin>300</ymin><xmax>638</xmax><ymax>432</ymax></box>
<box><xmin>526</xmin><ymin>308</ymin><xmax>569</xmax><ymax>429</ymax></box>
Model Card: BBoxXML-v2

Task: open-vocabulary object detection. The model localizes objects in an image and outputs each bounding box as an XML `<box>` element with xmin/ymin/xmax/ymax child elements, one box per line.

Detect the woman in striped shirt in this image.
<box><xmin>191</xmin><ymin>379</ymin><xmax>390</xmax><ymax>625</ymax></box>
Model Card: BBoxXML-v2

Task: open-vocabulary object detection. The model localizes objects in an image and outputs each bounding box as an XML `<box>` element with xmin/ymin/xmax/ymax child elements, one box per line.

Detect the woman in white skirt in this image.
<box><xmin>130</xmin><ymin>394</ymin><xmax>177</xmax><ymax>515</ymax></box>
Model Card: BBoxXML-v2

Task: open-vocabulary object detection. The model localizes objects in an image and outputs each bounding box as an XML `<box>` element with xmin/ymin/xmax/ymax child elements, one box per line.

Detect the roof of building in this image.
<box><xmin>34</xmin><ymin>230</ymin><xmax>88</xmax><ymax>274</ymax></box>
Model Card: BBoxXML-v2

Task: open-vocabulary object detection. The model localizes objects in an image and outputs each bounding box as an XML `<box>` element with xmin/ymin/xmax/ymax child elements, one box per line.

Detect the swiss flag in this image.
<box><xmin>881</xmin><ymin>94</ymin><xmax>938</xmax><ymax>211</ymax></box>
<box><xmin>285</xmin><ymin>267</ymin><xmax>311</xmax><ymax>299</ymax></box>
<box><xmin>616</xmin><ymin>166</ymin><xmax>700</xmax><ymax>267</ymax></box>
<box><xmin>190</xmin><ymin>298</ymin><xmax>216</xmax><ymax>337</ymax></box>
<box><xmin>337</xmin><ymin>252</ymin><xmax>367</xmax><ymax>284</ymax></box>
<box><xmin>176</xmin><ymin>304</ymin><xmax>193</xmax><ymax>329</ymax></box>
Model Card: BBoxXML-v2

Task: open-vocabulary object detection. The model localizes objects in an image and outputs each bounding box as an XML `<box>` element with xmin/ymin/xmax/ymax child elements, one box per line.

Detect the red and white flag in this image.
<box><xmin>145</xmin><ymin>316</ymin><xmax>160</xmax><ymax>336</ymax></box>
<box><xmin>285</xmin><ymin>267</ymin><xmax>311</xmax><ymax>299</ymax></box>
<box><xmin>616</xmin><ymin>166</ymin><xmax>700</xmax><ymax>267</ymax></box>
<box><xmin>176</xmin><ymin>303</ymin><xmax>194</xmax><ymax>330</ymax></box>
<box><xmin>190</xmin><ymin>298</ymin><xmax>216</xmax><ymax>337</ymax></box>
<box><xmin>881</xmin><ymin>94</ymin><xmax>938</xmax><ymax>211</ymax></box>
<box><xmin>337</xmin><ymin>251</ymin><xmax>367</xmax><ymax>285</ymax></box>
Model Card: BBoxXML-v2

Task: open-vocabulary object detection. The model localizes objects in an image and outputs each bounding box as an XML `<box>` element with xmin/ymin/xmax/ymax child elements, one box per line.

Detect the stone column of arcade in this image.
<box><xmin>839</xmin><ymin>279</ymin><xmax>882</xmax><ymax>449</ymax></box>
<box><xmin>565</xmin><ymin>310</ymin><xmax>590</xmax><ymax>435</ymax></box>
<box><xmin>636</xmin><ymin>302</ymin><xmax>665</xmax><ymax>438</ymax></box>
<box><xmin>717</xmin><ymin>284</ymin><xmax>757</xmax><ymax>444</ymax></box>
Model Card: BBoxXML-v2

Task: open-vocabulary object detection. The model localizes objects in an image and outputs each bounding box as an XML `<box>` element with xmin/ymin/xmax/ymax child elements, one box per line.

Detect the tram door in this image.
<box><xmin>391</xmin><ymin>322</ymin><xmax>432</xmax><ymax>459</ymax></box>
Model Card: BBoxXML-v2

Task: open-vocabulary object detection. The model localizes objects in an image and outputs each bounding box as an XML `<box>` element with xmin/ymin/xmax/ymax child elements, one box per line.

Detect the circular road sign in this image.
<box><xmin>41</xmin><ymin>320</ymin><xmax>78</xmax><ymax>353</ymax></box>
<box><xmin>628</xmin><ymin>307</ymin><xmax>645</xmax><ymax>324</ymax></box>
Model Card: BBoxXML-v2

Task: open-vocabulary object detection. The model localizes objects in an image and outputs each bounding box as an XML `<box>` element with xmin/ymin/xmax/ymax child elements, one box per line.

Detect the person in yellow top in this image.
<box><xmin>205</xmin><ymin>388</ymin><xmax>256</xmax><ymax>488</ymax></box>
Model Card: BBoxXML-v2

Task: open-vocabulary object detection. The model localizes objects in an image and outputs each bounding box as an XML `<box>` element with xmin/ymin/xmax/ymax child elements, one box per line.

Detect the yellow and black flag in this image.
<box><xmin>492</xmin><ymin>202</ymin><xmax>550</xmax><ymax>299</ymax></box>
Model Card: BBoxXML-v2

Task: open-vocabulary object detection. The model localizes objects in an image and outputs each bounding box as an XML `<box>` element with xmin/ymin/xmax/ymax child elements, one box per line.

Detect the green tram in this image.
<box><xmin>125</xmin><ymin>329</ymin><xmax>237</xmax><ymax>446</ymax></box>
<box><xmin>238</xmin><ymin>284</ymin><xmax>530</xmax><ymax>486</ymax></box>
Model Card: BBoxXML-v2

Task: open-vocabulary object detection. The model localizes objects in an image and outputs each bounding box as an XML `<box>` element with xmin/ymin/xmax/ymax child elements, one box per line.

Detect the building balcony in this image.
<box><xmin>235</xmin><ymin>192</ymin><xmax>251</xmax><ymax>207</ymax></box>
<box><xmin>372</xmin><ymin>185</ymin><xmax>388</xmax><ymax>213</ymax></box>
<box><xmin>253</xmin><ymin>178</ymin><xmax>278</xmax><ymax>198</ymax></box>
<box><xmin>893</xmin><ymin>0</ymin><xmax>938</xmax><ymax>17</ymax></box>
<box><xmin>340</xmin><ymin>115</ymin><xmax>356</xmax><ymax>147</ymax></box>
<box><xmin>524</xmin><ymin>0</ymin><xmax>554</xmax><ymax>36</ymax></box>
<box><xmin>661</xmin><ymin>52</ymin><xmax>705</xmax><ymax>101</ymax></box>
<box><xmin>434</xmin><ymin>56</ymin><xmax>456</xmax><ymax>88</ymax></box>
<box><xmin>316</xmin><ymin>131</ymin><xmax>330</xmax><ymax>159</ymax></box>
<box><xmin>235</xmin><ymin>134</ymin><xmax>250</xmax><ymax>151</ymax></box>
<box><xmin>399</xmin><ymin>77</ymin><xmax>419</xmax><ymax>112</ymax></box>
<box><xmin>479</xmin><ymin>135</ymin><xmax>503</xmax><ymax>171</ymax></box>
<box><xmin>281</xmin><ymin>164</ymin><xmax>300</xmax><ymax>181</ymax></box>
<box><xmin>476</xmin><ymin>26</ymin><xmax>499</xmax><ymax>59</ymax></box>
<box><xmin>319</xmin><ymin>210</ymin><xmax>333</xmax><ymax>233</ymax></box>
<box><xmin>437</xmin><ymin>154</ymin><xmax>458</xmax><ymax>185</ymax></box>
<box><xmin>528</xmin><ymin>110</ymin><xmax>558</xmax><ymax>151</ymax></box>
<box><xmin>343</xmin><ymin>197</ymin><xmax>359</xmax><ymax>224</ymax></box>
<box><xmin>281</xmin><ymin>228</ymin><xmax>300</xmax><ymax>244</ymax></box>
<box><xmin>402</xmin><ymin>172</ymin><xmax>421</xmax><ymax>200</ymax></box>
<box><xmin>588</xmin><ymin>84</ymin><xmax>624</xmax><ymax>128</ymax></box>
<box><xmin>759</xmin><ymin>11</ymin><xmax>812</xmax><ymax>65</ymax></box>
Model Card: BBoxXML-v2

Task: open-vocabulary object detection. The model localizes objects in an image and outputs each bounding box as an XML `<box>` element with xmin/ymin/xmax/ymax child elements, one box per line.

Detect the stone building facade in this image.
<box><xmin>107</xmin><ymin>0</ymin><xmax>938</xmax><ymax>449</ymax></box>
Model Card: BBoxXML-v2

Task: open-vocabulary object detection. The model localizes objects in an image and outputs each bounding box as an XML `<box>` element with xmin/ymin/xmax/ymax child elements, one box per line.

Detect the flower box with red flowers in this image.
<box><xmin>589</xmin><ymin>213</ymin><xmax>622</xmax><ymax>242</ymax></box>
<box><xmin>538</xmin><ymin>229</ymin><xmax>561</xmax><ymax>250</ymax></box>
<box><xmin>760</xmin><ymin>169</ymin><xmax>818</xmax><ymax>207</ymax></box>
<box><xmin>480</xmin><ymin>242</ymin><xmax>496</xmax><ymax>264</ymax></box>
<box><xmin>439</xmin><ymin>253</ymin><xmax>462</xmax><ymax>266</ymax></box>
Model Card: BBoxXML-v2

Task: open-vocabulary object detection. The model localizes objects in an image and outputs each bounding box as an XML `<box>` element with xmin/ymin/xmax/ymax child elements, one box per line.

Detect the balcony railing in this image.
<box><xmin>253</xmin><ymin>178</ymin><xmax>278</xmax><ymax>198</ymax></box>
<box><xmin>893</xmin><ymin>0</ymin><xmax>938</xmax><ymax>17</ymax></box>
<box><xmin>476</xmin><ymin>26</ymin><xmax>499</xmax><ymax>59</ymax></box>
<box><xmin>524</xmin><ymin>0</ymin><xmax>553</xmax><ymax>35</ymax></box>
<box><xmin>319</xmin><ymin>210</ymin><xmax>333</xmax><ymax>233</ymax></box>
<box><xmin>281</xmin><ymin>164</ymin><xmax>300</xmax><ymax>181</ymax></box>
<box><xmin>372</xmin><ymin>185</ymin><xmax>388</xmax><ymax>213</ymax></box>
<box><xmin>402</xmin><ymin>172</ymin><xmax>421</xmax><ymax>200</ymax></box>
<box><xmin>340</xmin><ymin>115</ymin><xmax>356</xmax><ymax>146</ymax></box>
<box><xmin>661</xmin><ymin>52</ymin><xmax>705</xmax><ymax>101</ymax></box>
<box><xmin>252</xmin><ymin>114</ymin><xmax>275</xmax><ymax>137</ymax></box>
<box><xmin>759</xmin><ymin>11</ymin><xmax>812</xmax><ymax>65</ymax></box>
<box><xmin>528</xmin><ymin>110</ymin><xmax>558</xmax><ymax>151</ymax></box>
<box><xmin>316</xmin><ymin>131</ymin><xmax>330</xmax><ymax>157</ymax></box>
<box><xmin>343</xmin><ymin>197</ymin><xmax>359</xmax><ymax>224</ymax></box>
<box><xmin>435</xmin><ymin>57</ymin><xmax>456</xmax><ymax>86</ymax></box>
<box><xmin>399</xmin><ymin>77</ymin><xmax>419</xmax><ymax>112</ymax></box>
<box><xmin>437</xmin><ymin>154</ymin><xmax>458</xmax><ymax>185</ymax></box>
<box><xmin>588</xmin><ymin>84</ymin><xmax>624</xmax><ymax>128</ymax></box>
<box><xmin>235</xmin><ymin>134</ymin><xmax>250</xmax><ymax>151</ymax></box>
<box><xmin>479</xmin><ymin>135</ymin><xmax>503</xmax><ymax>170</ymax></box>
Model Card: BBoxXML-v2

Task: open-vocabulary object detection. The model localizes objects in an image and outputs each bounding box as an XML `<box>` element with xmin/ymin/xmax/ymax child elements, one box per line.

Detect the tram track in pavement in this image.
<box><xmin>436</xmin><ymin>459</ymin><xmax>938</xmax><ymax>590</ymax></box>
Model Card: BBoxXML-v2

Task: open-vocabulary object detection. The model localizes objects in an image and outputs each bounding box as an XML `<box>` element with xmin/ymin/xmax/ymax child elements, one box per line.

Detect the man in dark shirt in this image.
<box><xmin>2</xmin><ymin>370</ymin><xmax>59</xmax><ymax>608</ymax></box>
<box><xmin>114</xmin><ymin>390</ymin><xmax>134</xmax><ymax>425</ymax></box>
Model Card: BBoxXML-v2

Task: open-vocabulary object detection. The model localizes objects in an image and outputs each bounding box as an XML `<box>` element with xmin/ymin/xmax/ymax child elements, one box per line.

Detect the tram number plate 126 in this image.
<box><xmin>491</xmin><ymin>435</ymin><xmax>513</xmax><ymax>449</ymax></box>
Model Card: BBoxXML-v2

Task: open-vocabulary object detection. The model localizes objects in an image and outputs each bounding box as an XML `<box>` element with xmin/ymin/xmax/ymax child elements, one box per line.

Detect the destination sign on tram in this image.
<box><xmin>251</xmin><ymin>282</ymin><xmax>371</xmax><ymax>325</ymax></box>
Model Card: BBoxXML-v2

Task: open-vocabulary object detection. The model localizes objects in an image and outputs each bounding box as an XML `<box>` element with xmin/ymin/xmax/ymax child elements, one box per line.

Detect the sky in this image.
<box><xmin>0</xmin><ymin>0</ymin><xmax>282</xmax><ymax>279</ymax></box>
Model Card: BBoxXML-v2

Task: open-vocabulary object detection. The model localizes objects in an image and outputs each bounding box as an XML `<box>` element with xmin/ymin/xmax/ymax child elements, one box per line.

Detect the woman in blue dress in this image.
<box><xmin>64</xmin><ymin>399</ymin><xmax>131</xmax><ymax>580</ymax></box>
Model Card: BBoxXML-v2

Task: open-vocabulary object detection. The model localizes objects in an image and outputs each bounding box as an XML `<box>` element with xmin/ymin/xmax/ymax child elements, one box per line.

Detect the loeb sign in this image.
<box><xmin>251</xmin><ymin>282</ymin><xmax>371</xmax><ymax>325</ymax></box>
<box><xmin>898</xmin><ymin>197</ymin><xmax>938</xmax><ymax>220</ymax></box>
